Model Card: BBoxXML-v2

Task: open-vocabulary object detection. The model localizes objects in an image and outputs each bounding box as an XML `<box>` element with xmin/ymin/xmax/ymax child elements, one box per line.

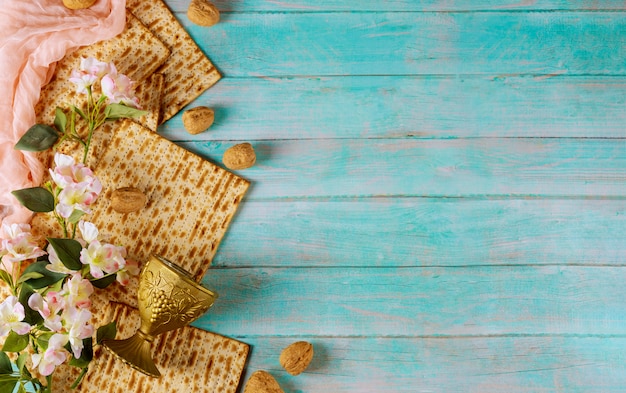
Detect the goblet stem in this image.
<box><xmin>102</xmin><ymin>330</ymin><xmax>161</xmax><ymax>378</ymax></box>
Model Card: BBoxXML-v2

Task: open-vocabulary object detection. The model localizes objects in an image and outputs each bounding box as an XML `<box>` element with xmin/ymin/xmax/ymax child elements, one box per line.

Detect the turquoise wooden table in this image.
<box><xmin>159</xmin><ymin>1</ymin><xmax>626</xmax><ymax>391</ymax></box>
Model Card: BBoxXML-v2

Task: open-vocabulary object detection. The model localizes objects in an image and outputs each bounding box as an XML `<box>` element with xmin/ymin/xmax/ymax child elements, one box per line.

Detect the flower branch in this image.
<box><xmin>1</xmin><ymin>57</ymin><xmax>144</xmax><ymax>392</ymax></box>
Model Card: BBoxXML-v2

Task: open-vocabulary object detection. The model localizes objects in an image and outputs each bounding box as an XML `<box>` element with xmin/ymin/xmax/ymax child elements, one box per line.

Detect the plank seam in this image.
<box><xmin>224</xmin><ymin>333</ymin><xmax>626</xmax><ymax>339</ymax></box>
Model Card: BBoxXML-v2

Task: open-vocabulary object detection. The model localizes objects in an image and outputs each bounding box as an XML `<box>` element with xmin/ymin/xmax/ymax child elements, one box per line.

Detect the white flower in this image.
<box><xmin>80</xmin><ymin>240</ymin><xmax>126</xmax><ymax>279</ymax></box>
<box><xmin>80</xmin><ymin>57</ymin><xmax>111</xmax><ymax>78</ymax></box>
<box><xmin>62</xmin><ymin>306</ymin><xmax>93</xmax><ymax>359</ymax></box>
<box><xmin>55</xmin><ymin>183</ymin><xmax>99</xmax><ymax>219</ymax></box>
<box><xmin>68</xmin><ymin>57</ymin><xmax>111</xmax><ymax>95</ymax></box>
<box><xmin>31</xmin><ymin>333</ymin><xmax>68</xmax><ymax>376</ymax></box>
<box><xmin>49</xmin><ymin>153</ymin><xmax>102</xmax><ymax>192</ymax></box>
<box><xmin>0</xmin><ymin>223</ymin><xmax>45</xmax><ymax>264</ymax></box>
<box><xmin>28</xmin><ymin>292</ymin><xmax>63</xmax><ymax>332</ymax></box>
<box><xmin>69</xmin><ymin>70</ymin><xmax>97</xmax><ymax>95</ymax></box>
<box><xmin>116</xmin><ymin>258</ymin><xmax>140</xmax><ymax>286</ymax></box>
<box><xmin>101</xmin><ymin>67</ymin><xmax>139</xmax><ymax>108</ymax></box>
<box><xmin>63</xmin><ymin>274</ymin><xmax>94</xmax><ymax>309</ymax></box>
<box><xmin>0</xmin><ymin>296</ymin><xmax>31</xmax><ymax>336</ymax></box>
<box><xmin>2</xmin><ymin>223</ymin><xmax>30</xmax><ymax>239</ymax></box>
<box><xmin>78</xmin><ymin>221</ymin><xmax>99</xmax><ymax>244</ymax></box>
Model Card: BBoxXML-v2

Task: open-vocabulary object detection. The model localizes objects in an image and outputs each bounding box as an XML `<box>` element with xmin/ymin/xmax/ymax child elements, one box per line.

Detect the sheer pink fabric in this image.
<box><xmin>0</xmin><ymin>0</ymin><xmax>126</xmax><ymax>236</ymax></box>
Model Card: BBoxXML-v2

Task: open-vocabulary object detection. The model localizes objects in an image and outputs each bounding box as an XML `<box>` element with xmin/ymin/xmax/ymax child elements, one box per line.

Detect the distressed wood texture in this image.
<box><xmin>197</xmin><ymin>266</ymin><xmax>626</xmax><ymax>336</ymax></box>
<box><xmin>158</xmin><ymin>0</ymin><xmax>626</xmax><ymax>391</ymax></box>
<box><xmin>234</xmin><ymin>336</ymin><xmax>626</xmax><ymax>393</ymax></box>
<box><xmin>168</xmin><ymin>1</ymin><xmax>626</xmax><ymax>11</ymax></box>
<box><xmin>159</xmin><ymin>76</ymin><xmax>626</xmax><ymax>140</ymax></box>
<box><xmin>214</xmin><ymin>199</ymin><xmax>626</xmax><ymax>268</ymax></box>
<box><xmin>182</xmin><ymin>12</ymin><xmax>626</xmax><ymax>77</ymax></box>
<box><xmin>179</xmin><ymin>138</ymin><xmax>626</xmax><ymax>198</ymax></box>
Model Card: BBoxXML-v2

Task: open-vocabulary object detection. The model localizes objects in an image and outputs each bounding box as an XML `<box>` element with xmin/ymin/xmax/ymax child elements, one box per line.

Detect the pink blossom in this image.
<box><xmin>116</xmin><ymin>258</ymin><xmax>140</xmax><ymax>286</ymax></box>
<box><xmin>78</xmin><ymin>221</ymin><xmax>99</xmax><ymax>244</ymax></box>
<box><xmin>101</xmin><ymin>70</ymin><xmax>139</xmax><ymax>107</ymax></box>
<box><xmin>80</xmin><ymin>240</ymin><xmax>126</xmax><ymax>279</ymax></box>
<box><xmin>55</xmin><ymin>183</ymin><xmax>99</xmax><ymax>219</ymax></box>
<box><xmin>63</xmin><ymin>274</ymin><xmax>94</xmax><ymax>309</ymax></box>
<box><xmin>31</xmin><ymin>333</ymin><xmax>68</xmax><ymax>376</ymax></box>
<box><xmin>68</xmin><ymin>57</ymin><xmax>111</xmax><ymax>95</ymax></box>
<box><xmin>69</xmin><ymin>70</ymin><xmax>97</xmax><ymax>95</ymax></box>
<box><xmin>49</xmin><ymin>153</ymin><xmax>102</xmax><ymax>192</ymax></box>
<box><xmin>0</xmin><ymin>296</ymin><xmax>31</xmax><ymax>336</ymax></box>
<box><xmin>28</xmin><ymin>292</ymin><xmax>63</xmax><ymax>332</ymax></box>
<box><xmin>0</xmin><ymin>223</ymin><xmax>45</xmax><ymax>264</ymax></box>
<box><xmin>80</xmin><ymin>57</ymin><xmax>111</xmax><ymax>78</ymax></box>
<box><xmin>62</xmin><ymin>306</ymin><xmax>93</xmax><ymax>359</ymax></box>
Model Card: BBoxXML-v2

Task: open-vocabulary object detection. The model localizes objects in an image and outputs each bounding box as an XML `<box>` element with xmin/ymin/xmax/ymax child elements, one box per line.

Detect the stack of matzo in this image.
<box><xmin>28</xmin><ymin>0</ymin><xmax>250</xmax><ymax>390</ymax></box>
<box><xmin>126</xmin><ymin>0</ymin><xmax>222</xmax><ymax>122</ymax></box>
<box><xmin>51</xmin><ymin>303</ymin><xmax>249</xmax><ymax>393</ymax></box>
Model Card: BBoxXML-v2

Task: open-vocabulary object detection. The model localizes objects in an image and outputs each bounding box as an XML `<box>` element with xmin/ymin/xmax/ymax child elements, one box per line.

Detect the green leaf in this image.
<box><xmin>16</xmin><ymin>272</ymin><xmax>44</xmax><ymax>285</ymax></box>
<box><xmin>72</xmin><ymin>105</ymin><xmax>87</xmax><ymax>121</ymax></box>
<box><xmin>104</xmin><ymin>103</ymin><xmax>147</xmax><ymax>120</ymax></box>
<box><xmin>91</xmin><ymin>274</ymin><xmax>116</xmax><ymax>289</ymax></box>
<box><xmin>68</xmin><ymin>338</ymin><xmax>92</xmax><ymax>368</ymax></box>
<box><xmin>96</xmin><ymin>322</ymin><xmax>116</xmax><ymax>344</ymax></box>
<box><xmin>67</xmin><ymin>209</ymin><xmax>86</xmax><ymax>224</ymax></box>
<box><xmin>54</xmin><ymin>108</ymin><xmax>67</xmax><ymax>134</ymax></box>
<box><xmin>11</xmin><ymin>187</ymin><xmax>54</xmax><ymax>213</ymax></box>
<box><xmin>0</xmin><ymin>352</ymin><xmax>12</xmax><ymax>374</ymax></box>
<box><xmin>20</xmin><ymin>261</ymin><xmax>65</xmax><ymax>290</ymax></box>
<box><xmin>0</xmin><ymin>376</ymin><xmax>18</xmax><ymax>393</ymax></box>
<box><xmin>14</xmin><ymin>124</ymin><xmax>59</xmax><ymax>152</ymax></box>
<box><xmin>47</xmin><ymin>238</ymin><xmax>82</xmax><ymax>271</ymax></box>
<box><xmin>2</xmin><ymin>331</ymin><xmax>29</xmax><ymax>353</ymax></box>
<box><xmin>15</xmin><ymin>354</ymin><xmax>27</xmax><ymax>373</ymax></box>
<box><xmin>0</xmin><ymin>269</ymin><xmax>13</xmax><ymax>288</ymax></box>
<box><xmin>16</xmin><ymin>382</ymin><xmax>27</xmax><ymax>393</ymax></box>
<box><xmin>36</xmin><ymin>332</ymin><xmax>54</xmax><ymax>351</ymax></box>
<box><xmin>17</xmin><ymin>283</ymin><xmax>42</xmax><ymax>326</ymax></box>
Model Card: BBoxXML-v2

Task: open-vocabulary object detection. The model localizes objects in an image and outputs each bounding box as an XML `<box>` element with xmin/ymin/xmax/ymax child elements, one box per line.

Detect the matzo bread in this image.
<box><xmin>134</xmin><ymin>73</ymin><xmax>165</xmax><ymax>132</ymax></box>
<box><xmin>31</xmin><ymin>120</ymin><xmax>249</xmax><ymax>307</ymax></box>
<box><xmin>53</xmin><ymin>302</ymin><xmax>249</xmax><ymax>393</ymax></box>
<box><xmin>35</xmin><ymin>12</ymin><xmax>170</xmax><ymax>126</ymax></box>
<box><xmin>126</xmin><ymin>0</ymin><xmax>221</xmax><ymax>122</ymax></box>
<box><xmin>90</xmin><ymin>120</ymin><xmax>248</xmax><ymax>306</ymax></box>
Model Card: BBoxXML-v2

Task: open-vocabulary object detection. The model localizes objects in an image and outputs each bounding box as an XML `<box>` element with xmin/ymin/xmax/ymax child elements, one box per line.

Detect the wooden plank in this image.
<box><xmin>197</xmin><ymin>266</ymin><xmax>626</xmax><ymax>336</ymax></box>
<box><xmin>167</xmin><ymin>0</ymin><xmax>626</xmax><ymax>12</ymax></box>
<box><xmin>177</xmin><ymin>138</ymin><xmax>626</xmax><ymax>198</ymax></box>
<box><xmin>228</xmin><ymin>336</ymin><xmax>626</xmax><ymax>393</ymax></box>
<box><xmin>159</xmin><ymin>75</ymin><xmax>626</xmax><ymax>139</ymax></box>
<box><xmin>182</xmin><ymin>12</ymin><xmax>626</xmax><ymax>77</ymax></box>
<box><xmin>215</xmin><ymin>198</ymin><xmax>626</xmax><ymax>267</ymax></box>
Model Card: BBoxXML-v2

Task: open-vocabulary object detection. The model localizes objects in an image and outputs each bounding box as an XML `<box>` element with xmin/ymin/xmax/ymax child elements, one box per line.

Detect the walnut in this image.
<box><xmin>110</xmin><ymin>187</ymin><xmax>147</xmax><ymax>214</ymax></box>
<box><xmin>243</xmin><ymin>371</ymin><xmax>284</xmax><ymax>393</ymax></box>
<box><xmin>62</xmin><ymin>0</ymin><xmax>96</xmax><ymax>10</ymax></box>
<box><xmin>223</xmin><ymin>143</ymin><xmax>256</xmax><ymax>170</ymax></box>
<box><xmin>279</xmin><ymin>341</ymin><xmax>314</xmax><ymax>375</ymax></box>
<box><xmin>182</xmin><ymin>106</ymin><xmax>215</xmax><ymax>135</ymax></box>
<box><xmin>187</xmin><ymin>0</ymin><xmax>220</xmax><ymax>27</ymax></box>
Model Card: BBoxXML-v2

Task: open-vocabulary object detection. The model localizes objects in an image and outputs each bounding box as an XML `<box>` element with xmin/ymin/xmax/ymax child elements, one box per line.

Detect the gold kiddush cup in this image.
<box><xmin>103</xmin><ymin>255</ymin><xmax>218</xmax><ymax>377</ymax></box>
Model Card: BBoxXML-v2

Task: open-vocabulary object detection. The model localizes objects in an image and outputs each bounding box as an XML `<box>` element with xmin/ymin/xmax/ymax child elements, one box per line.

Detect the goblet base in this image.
<box><xmin>103</xmin><ymin>332</ymin><xmax>161</xmax><ymax>378</ymax></box>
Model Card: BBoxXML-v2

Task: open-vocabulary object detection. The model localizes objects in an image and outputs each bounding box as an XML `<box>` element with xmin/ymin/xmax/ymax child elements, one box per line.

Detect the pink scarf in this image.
<box><xmin>0</xmin><ymin>0</ymin><xmax>126</xmax><ymax>236</ymax></box>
